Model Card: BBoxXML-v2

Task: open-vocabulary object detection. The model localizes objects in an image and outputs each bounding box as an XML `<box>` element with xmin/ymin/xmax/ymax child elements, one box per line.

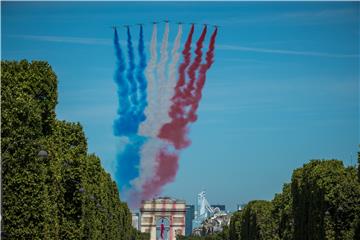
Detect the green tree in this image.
<box><xmin>1</xmin><ymin>60</ymin><xmax>147</xmax><ymax>240</ymax></box>
<box><xmin>229</xmin><ymin>210</ymin><xmax>242</xmax><ymax>240</ymax></box>
<box><xmin>292</xmin><ymin>160</ymin><xmax>360</xmax><ymax>240</ymax></box>
<box><xmin>239</xmin><ymin>200</ymin><xmax>276</xmax><ymax>240</ymax></box>
<box><xmin>271</xmin><ymin>183</ymin><xmax>293</xmax><ymax>240</ymax></box>
<box><xmin>2</xmin><ymin>60</ymin><xmax>58</xmax><ymax>239</ymax></box>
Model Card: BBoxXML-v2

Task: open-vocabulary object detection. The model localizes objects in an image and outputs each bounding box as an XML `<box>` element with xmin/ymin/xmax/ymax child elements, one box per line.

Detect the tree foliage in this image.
<box><xmin>292</xmin><ymin>160</ymin><xmax>360</xmax><ymax>240</ymax></box>
<box><xmin>271</xmin><ymin>183</ymin><xmax>293</xmax><ymax>240</ymax></box>
<box><xmin>226</xmin><ymin>160</ymin><xmax>360</xmax><ymax>240</ymax></box>
<box><xmin>1</xmin><ymin>60</ymin><xmax>147</xmax><ymax>240</ymax></box>
<box><xmin>239</xmin><ymin>200</ymin><xmax>276</xmax><ymax>240</ymax></box>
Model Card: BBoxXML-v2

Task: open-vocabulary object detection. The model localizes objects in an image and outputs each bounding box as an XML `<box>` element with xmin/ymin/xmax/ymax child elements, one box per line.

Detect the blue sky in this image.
<box><xmin>2</xmin><ymin>1</ymin><xmax>359</xmax><ymax>210</ymax></box>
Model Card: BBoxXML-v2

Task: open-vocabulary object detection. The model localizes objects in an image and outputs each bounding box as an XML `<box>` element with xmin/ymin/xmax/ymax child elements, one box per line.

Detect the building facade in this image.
<box><xmin>211</xmin><ymin>205</ymin><xmax>226</xmax><ymax>212</ymax></box>
<box><xmin>185</xmin><ymin>205</ymin><xmax>195</xmax><ymax>236</ymax></box>
<box><xmin>140</xmin><ymin>197</ymin><xmax>186</xmax><ymax>240</ymax></box>
<box><xmin>132</xmin><ymin>212</ymin><xmax>140</xmax><ymax>230</ymax></box>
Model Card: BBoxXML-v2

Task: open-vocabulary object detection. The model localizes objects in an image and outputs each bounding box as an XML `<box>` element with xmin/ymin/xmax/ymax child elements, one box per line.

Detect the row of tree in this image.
<box><xmin>228</xmin><ymin>159</ymin><xmax>360</xmax><ymax>240</ymax></box>
<box><xmin>1</xmin><ymin>60</ymin><xmax>149</xmax><ymax>240</ymax></box>
<box><xmin>180</xmin><ymin>159</ymin><xmax>360</xmax><ymax>240</ymax></box>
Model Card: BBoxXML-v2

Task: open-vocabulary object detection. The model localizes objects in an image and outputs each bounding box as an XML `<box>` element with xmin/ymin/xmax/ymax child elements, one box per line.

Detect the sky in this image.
<box><xmin>2</xmin><ymin>1</ymin><xmax>359</xmax><ymax>211</ymax></box>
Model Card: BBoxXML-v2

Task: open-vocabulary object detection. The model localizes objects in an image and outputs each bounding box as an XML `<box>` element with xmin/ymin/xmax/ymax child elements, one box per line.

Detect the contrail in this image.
<box><xmin>139</xmin><ymin>25</ymin><xmax>196</xmax><ymax>199</ymax></box>
<box><xmin>134</xmin><ymin>24</ymin><xmax>159</xmax><ymax>198</ymax></box>
<box><xmin>141</xmin><ymin>27</ymin><xmax>218</xmax><ymax>199</ymax></box>
<box><xmin>126</xmin><ymin>27</ymin><xmax>138</xmax><ymax>118</ymax></box>
<box><xmin>140</xmin><ymin>24</ymin><xmax>158</xmax><ymax>137</ymax></box>
<box><xmin>154</xmin><ymin>22</ymin><xmax>170</xmax><ymax>137</ymax></box>
<box><xmin>113</xmin><ymin>28</ymin><xmax>131</xmax><ymax>136</ymax></box>
<box><xmin>159</xmin><ymin>26</ymin><xmax>207</xmax><ymax>150</ymax></box>
<box><xmin>169</xmin><ymin>24</ymin><xmax>195</xmax><ymax>122</ymax></box>
<box><xmin>162</xmin><ymin>24</ymin><xmax>183</xmax><ymax>127</ymax></box>
<box><xmin>187</xmin><ymin>27</ymin><xmax>218</xmax><ymax>125</ymax></box>
<box><xmin>132</xmin><ymin>26</ymin><xmax>183</xmax><ymax>195</ymax></box>
<box><xmin>141</xmin><ymin>142</ymin><xmax>179</xmax><ymax>200</ymax></box>
<box><xmin>133</xmin><ymin>24</ymin><xmax>184</xmax><ymax>196</ymax></box>
<box><xmin>115</xmin><ymin>136</ymin><xmax>146</xmax><ymax>198</ymax></box>
<box><xmin>112</xmin><ymin>27</ymin><xmax>146</xmax><ymax>200</ymax></box>
<box><xmin>135</xmin><ymin>25</ymin><xmax>147</xmax><ymax>123</ymax></box>
<box><xmin>131</xmin><ymin>137</ymin><xmax>162</xmax><ymax>193</ymax></box>
<box><xmin>182</xmin><ymin>26</ymin><xmax>207</xmax><ymax>105</ymax></box>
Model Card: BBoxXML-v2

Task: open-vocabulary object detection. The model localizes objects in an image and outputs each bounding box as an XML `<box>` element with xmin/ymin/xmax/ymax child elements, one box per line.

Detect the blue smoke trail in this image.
<box><xmin>126</xmin><ymin>26</ymin><xmax>138</xmax><ymax>115</ymax></box>
<box><xmin>115</xmin><ymin>136</ymin><xmax>146</xmax><ymax>194</ymax></box>
<box><xmin>113</xmin><ymin>27</ymin><xmax>139</xmax><ymax>136</ymax></box>
<box><xmin>135</xmin><ymin>25</ymin><xmax>148</xmax><ymax>123</ymax></box>
<box><xmin>113</xmin><ymin>27</ymin><xmax>149</xmax><ymax>200</ymax></box>
<box><xmin>113</xmin><ymin>28</ymin><xmax>132</xmax><ymax>136</ymax></box>
<box><xmin>112</xmin><ymin>28</ymin><xmax>140</xmax><ymax>195</ymax></box>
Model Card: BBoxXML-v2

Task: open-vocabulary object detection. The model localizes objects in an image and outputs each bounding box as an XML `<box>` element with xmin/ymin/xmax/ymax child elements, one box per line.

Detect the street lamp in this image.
<box><xmin>37</xmin><ymin>150</ymin><xmax>48</xmax><ymax>159</ymax></box>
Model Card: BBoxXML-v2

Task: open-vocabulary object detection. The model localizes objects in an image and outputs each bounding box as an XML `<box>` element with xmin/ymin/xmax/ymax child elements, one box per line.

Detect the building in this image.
<box><xmin>237</xmin><ymin>203</ymin><xmax>246</xmax><ymax>211</ymax></box>
<box><xmin>132</xmin><ymin>212</ymin><xmax>140</xmax><ymax>230</ymax></box>
<box><xmin>185</xmin><ymin>205</ymin><xmax>195</xmax><ymax>236</ymax></box>
<box><xmin>211</xmin><ymin>205</ymin><xmax>226</xmax><ymax>212</ymax></box>
<box><xmin>140</xmin><ymin>197</ymin><xmax>186</xmax><ymax>240</ymax></box>
<box><xmin>193</xmin><ymin>211</ymin><xmax>231</xmax><ymax>236</ymax></box>
<box><xmin>192</xmin><ymin>191</ymin><xmax>216</xmax><ymax>229</ymax></box>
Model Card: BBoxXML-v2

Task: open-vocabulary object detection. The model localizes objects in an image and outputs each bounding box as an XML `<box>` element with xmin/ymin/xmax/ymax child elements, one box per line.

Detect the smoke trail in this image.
<box><xmin>131</xmin><ymin>137</ymin><xmax>162</xmax><ymax>191</ymax></box>
<box><xmin>141</xmin><ymin>143</ymin><xmax>179</xmax><ymax>199</ymax></box>
<box><xmin>115</xmin><ymin>136</ymin><xmax>146</xmax><ymax>195</ymax></box>
<box><xmin>187</xmin><ymin>27</ymin><xmax>218</xmax><ymax>122</ymax></box>
<box><xmin>154</xmin><ymin>22</ymin><xmax>170</xmax><ymax>137</ymax></box>
<box><xmin>160</xmin><ymin>26</ymin><xmax>208</xmax><ymax>150</ymax></box>
<box><xmin>113</xmin><ymin>28</ymin><xmax>131</xmax><ymax>136</ymax></box>
<box><xmin>162</xmin><ymin>24</ymin><xmax>183</xmax><ymax>126</ymax></box>
<box><xmin>131</xmin><ymin>25</ymin><xmax>193</xmax><ymax>198</ymax></box>
<box><xmin>169</xmin><ymin>24</ymin><xmax>195</xmax><ymax>120</ymax></box>
<box><xmin>135</xmin><ymin>25</ymin><xmax>147</xmax><ymax>123</ymax></box>
<box><xmin>131</xmin><ymin>25</ymin><xmax>183</xmax><ymax>195</ymax></box>
<box><xmin>140</xmin><ymin>24</ymin><xmax>158</xmax><ymax>136</ymax></box>
<box><xmin>126</xmin><ymin>26</ymin><xmax>138</xmax><ymax>118</ymax></box>
<box><xmin>112</xmin><ymin>28</ymin><xmax>142</xmax><ymax>199</ymax></box>
<box><xmin>141</xmin><ymin>27</ymin><xmax>218</xmax><ymax>199</ymax></box>
<box><xmin>113</xmin><ymin>27</ymin><xmax>140</xmax><ymax>136</ymax></box>
<box><xmin>134</xmin><ymin>24</ymin><xmax>159</xmax><ymax>198</ymax></box>
<box><xmin>182</xmin><ymin>26</ymin><xmax>207</xmax><ymax>104</ymax></box>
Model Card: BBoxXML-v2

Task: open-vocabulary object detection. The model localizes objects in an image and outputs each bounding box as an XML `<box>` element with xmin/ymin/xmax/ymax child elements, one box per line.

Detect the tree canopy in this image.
<box><xmin>1</xmin><ymin>60</ymin><xmax>146</xmax><ymax>240</ymax></box>
<box><xmin>226</xmin><ymin>160</ymin><xmax>360</xmax><ymax>240</ymax></box>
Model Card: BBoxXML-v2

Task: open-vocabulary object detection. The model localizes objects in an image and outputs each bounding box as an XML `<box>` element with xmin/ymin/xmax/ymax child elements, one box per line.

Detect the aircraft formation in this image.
<box><xmin>112</xmin><ymin>19</ymin><xmax>219</xmax><ymax>206</ymax></box>
<box><xmin>111</xmin><ymin>20</ymin><xmax>220</xmax><ymax>29</ymax></box>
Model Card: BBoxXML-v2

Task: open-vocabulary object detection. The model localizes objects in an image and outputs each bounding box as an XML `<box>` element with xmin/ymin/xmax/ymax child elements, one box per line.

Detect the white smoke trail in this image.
<box><xmin>162</xmin><ymin>24</ymin><xmax>183</xmax><ymax>126</ymax></box>
<box><xmin>153</xmin><ymin>22</ymin><xmax>170</xmax><ymax>137</ymax></box>
<box><xmin>139</xmin><ymin>24</ymin><xmax>158</xmax><ymax>136</ymax></box>
<box><xmin>131</xmin><ymin>137</ymin><xmax>162</xmax><ymax>191</ymax></box>
<box><xmin>133</xmin><ymin>24</ymin><xmax>183</xmax><ymax>193</ymax></box>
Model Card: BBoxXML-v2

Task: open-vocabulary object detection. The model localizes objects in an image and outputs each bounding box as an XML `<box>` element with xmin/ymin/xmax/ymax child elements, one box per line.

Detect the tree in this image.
<box><xmin>2</xmin><ymin>60</ymin><xmax>58</xmax><ymax>239</ymax></box>
<box><xmin>1</xmin><ymin>60</ymin><xmax>146</xmax><ymax>240</ymax></box>
<box><xmin>229</xmin><ymin>210</ymin><xmax>242</xmax><ymax>240</ymax></box>
<box><xmin>239</xmin><ymin>200</ymin><xmax>276</xmax><ymax>240</ymax></box>
<box><xmin>271</xmin><ymin>183</ymin><xmax>293</xmax><ymax>240</ymax></box>
<box><xmin>291</xmin><ymin>160</ymin><xmax>360</xmax><ymax>240</ymax></box>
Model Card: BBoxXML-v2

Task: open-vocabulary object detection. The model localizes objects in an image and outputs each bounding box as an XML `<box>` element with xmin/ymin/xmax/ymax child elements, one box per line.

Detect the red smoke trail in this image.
<box><xmin>159</xmin><ymin>26</ymin><xmax>207</xmax><ymax>150</ymax></box>
<box><xmin>141</xmin><ymin>147</ymin><xmax>179</xmax><ymax>199</ymax></box>
<box><xmin>141</xmin><ymin>27</ymin><xmax>218</xmax><ymax>200</ymax></box>
<box><xmin>140</xmin><ymin>26</ymin><xmax>194</xmax><ymax>200</ymax></box>
<box><xmin>186</xmin><ymin>27</ymin><xmax>218</xmax><ymax>122</ymax></box>
<box><xmin>182</xmin><ymin>26</ymin><xmax>207</xmax><ymax>105</ymax></box>
<box><xmin>169</xmin><ymin>24</ymin><xmax>195</xmax><ymax>119</ymax></box>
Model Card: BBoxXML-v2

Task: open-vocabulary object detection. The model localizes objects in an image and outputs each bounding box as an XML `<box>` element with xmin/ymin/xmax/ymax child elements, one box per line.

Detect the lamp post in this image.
<box><xmin>37</xmin><ymin>149</ymin><xmax>48</xmax><ymax>159</ymax></box>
